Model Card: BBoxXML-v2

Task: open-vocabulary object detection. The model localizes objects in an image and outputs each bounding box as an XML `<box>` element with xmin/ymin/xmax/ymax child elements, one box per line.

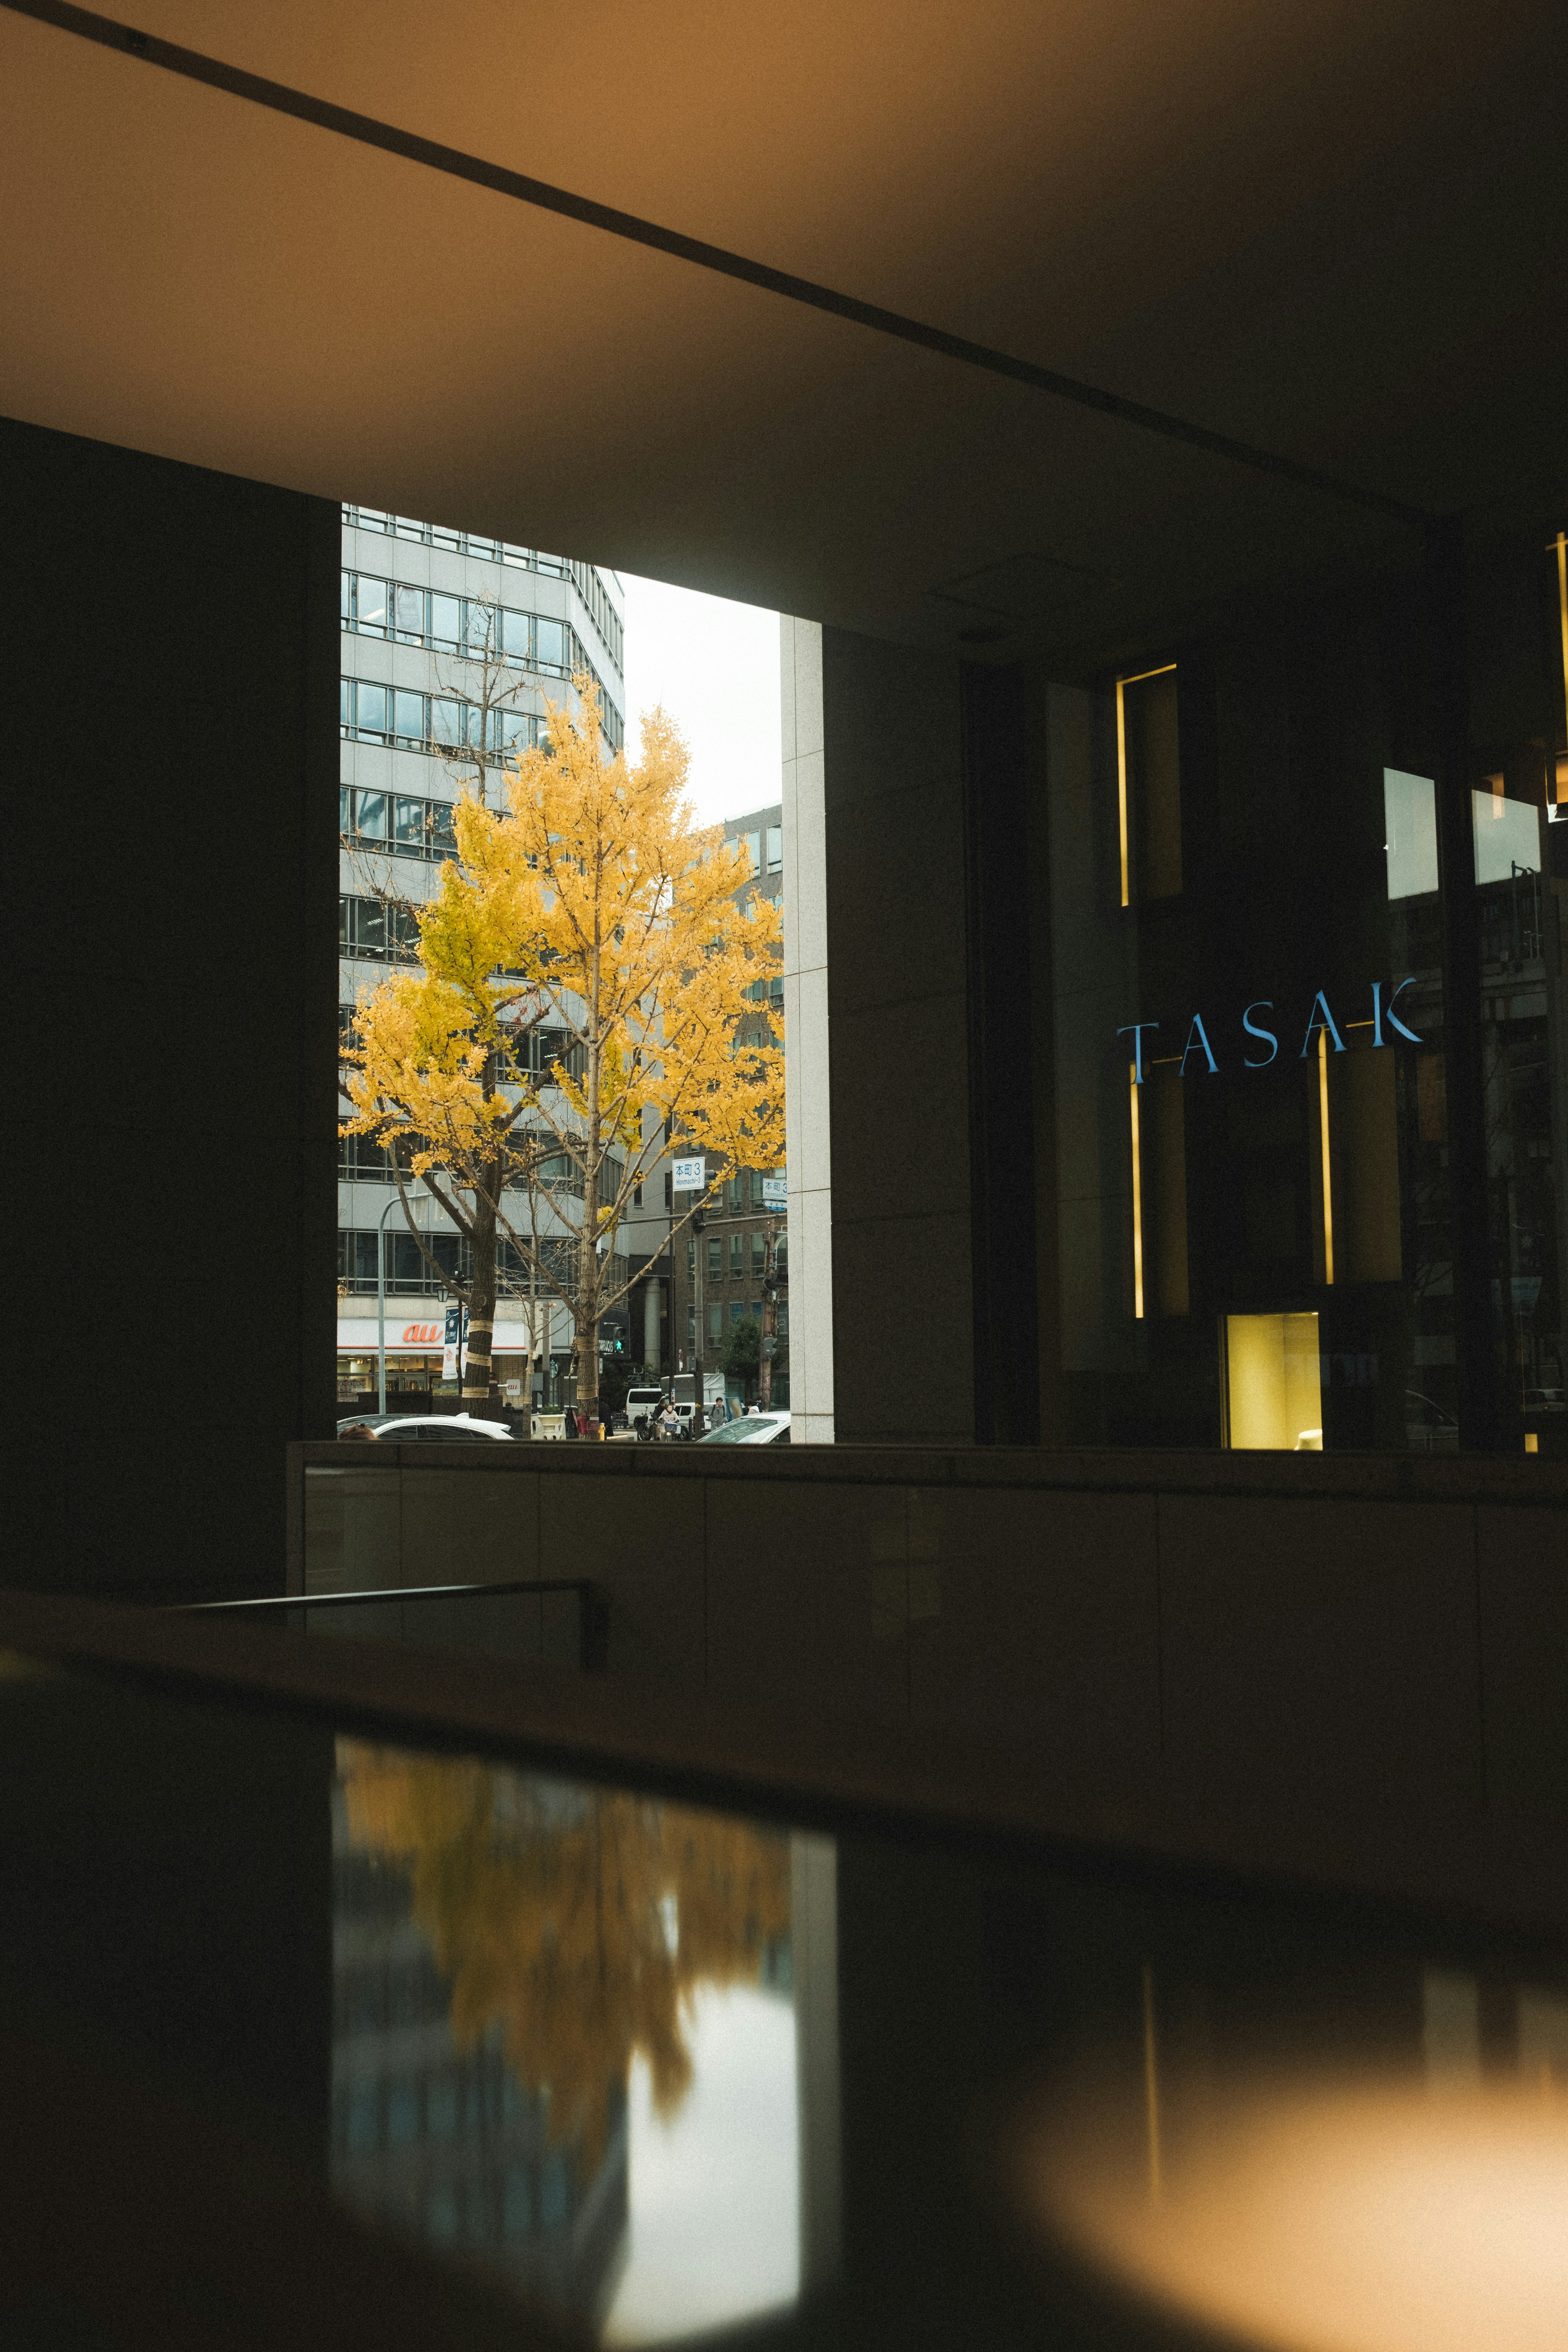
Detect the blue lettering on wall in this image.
<box><xmin>1241</xmin><ymin>1001</ymin><xmax>1278</xmax><ymax>1067</ymax></box>
<box><xmin>1118</xmin><ymin>980</ymin><xmax>1421</xmax><ymax>1076</ymax></box>
<box><xmin>1373</xmin><ymin>976</ymin><xmax>1422</xmax><ymax>1047</ymax></box>
<box><xmin>1299</xmin><ymin>991</ymin><xmax>1346</xmax><ymax>1057</ymax></box>
<box><xmin>1180</xmin><ymin>1015</ymin><xmax>1218</xmax><ymax>1077</ymax></box>
<box><xmin>1116</xmin><ymin>1022</ymin><xmax>1160</xmax><ymax>1083</ymax></box>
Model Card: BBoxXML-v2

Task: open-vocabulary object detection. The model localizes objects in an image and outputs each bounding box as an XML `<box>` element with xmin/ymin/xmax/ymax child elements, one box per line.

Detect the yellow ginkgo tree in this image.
<box><xmin>341</xmin><ymin>678</ymin><xmax>783</xmax><ymax>1418</ymax></box>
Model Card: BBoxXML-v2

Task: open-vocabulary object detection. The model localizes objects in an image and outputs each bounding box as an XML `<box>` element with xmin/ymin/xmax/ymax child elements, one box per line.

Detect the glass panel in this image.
<box><xmin>430</xmin><ymin>594</ymin><xmax>461</xmax><ymax>649</ymax></box>
<box><xmin>1225</xmin><ymin>1312</ymin><xmax>1323</xmax><ymax>1450</ymax></box>
<box><xmin>501</xmin><ymin>606</ymin><xmax>530</xmax><ymax>662</ymax></box>
<box><xmin>1384</xmin><ymin>768</ymin><xmax>1439</xmax><ymax>900</ymax></box>
<box><xmin>339</xmin><ymin>786</ymin><xmax>352</xmax><ymax>835</ymax></box>
<box><xmin>766</xmin><ymin>824</ymin><xmax>782</xmax><ymax>872</ymax></box>
<box><xmin>535</xmin><ymin>617</ymin><xmax>566</xmax><ymax>670</ymax></box>
<box><xmin>339</xmin><ymin>678</ymin><xmax>351</xmax><ymax>726</ymax></box>
<box><xmin>340</xmin><ymin>570</ymin><xmax>351</xmax><ymax>619</ymax></box>
<box><xmin>464</xmin><ymin>601</ymin><xmax>495</xmax><ymax>657</ymax></box>
<box><xmin>500</xmin><ymin>543</ymin><xmax>531</xmax><ymax>567</ymax></box>
<box><xmin>393</xmin><ymin>690</ymin><xmax>425</xmax><ymax>746</ymax></box>
<box><xmin>1472</xmin><ymin>786</ymin><xmax>1541</xmax><ymax>888</ymax></box>
<box><xmin>431</xmin><ymin>522</ymin><xmax>461</xmax><ymax>550</ymax></box>
<box><xmin>392</xmin><ymin>583</ymin><xmax>425</xmax><ymax>638</ymax></box>
<box><xmin>355</xmin><ymin>900</ymin><xmax>387</xmax><ymax>958</ymax></box>
<box><xmin>431</xmin><ymin>697</ymin><xmax>463</xmax><ymax>747</ymax></box>
<box><xmin>392</xmin><ymin>514</ymin><xmax>425</xmax><ymax>539</ymax></box>
<box><xmin>353</xmin><ymin>682</ymin><xmax>389</xmax><ymax>737</ymax></box>
<box><xmin>707</xmin><ymin>1239</ymin><xmax>722</xmax><ymax>1281</ymax></box>
<box><xmin>355</xmin><ymin>577</ymin><xmax>388</xmax><ymax>630</ymax></box>
<box><xmin>466</xmin><ymin>534</ymin><xmax>497</xmax><ymax>560</ymax></box>
<box><xmin>430</xmin><ymin>802</ymin><xmax>457</xmax><ymax>855</ymax></box>
<box><xmin>394</xmin><ymin>797</ymin><xmax>428</xmax><ymax>850</ymax></box>
<box><xmin>499</xmin><ymin>709</ymin><xmax>530</xmax><ymax>751</ymax></box>
<box><xmin>354</xmin><ymin>791</ymin><xmax>388</xmax><ymax>842</ymax></box>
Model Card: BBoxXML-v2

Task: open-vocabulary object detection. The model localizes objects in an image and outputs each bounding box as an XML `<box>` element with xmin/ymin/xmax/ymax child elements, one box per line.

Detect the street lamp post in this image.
<box><xmin>375</xmin><ymin>1194</ymin><xmax>401</xmax><ymax>1415</ymax></box>
<box><xmin>376</xmin><ymin>1188</ymin><xmax>432</xmax><ymax>1414</ymax></box>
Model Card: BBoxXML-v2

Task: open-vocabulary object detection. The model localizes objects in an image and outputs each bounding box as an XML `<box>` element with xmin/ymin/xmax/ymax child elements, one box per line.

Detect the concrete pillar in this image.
<box><xmin>781</xmin><ymin>615</ymin><xmax>835</xmax><ymax>1441</ymax></box>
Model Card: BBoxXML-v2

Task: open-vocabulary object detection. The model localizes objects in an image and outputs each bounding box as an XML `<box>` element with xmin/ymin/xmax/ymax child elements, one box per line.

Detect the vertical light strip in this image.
<box><xmin>1116</xmin><ymin>675</ymin><xmax>1131</xmax><ymax>906</ymax></box>
<box><xmin>1318</xmin><ymin>1029</ymin><xmax>1334</xmax><ymax>1286</ymax></box>
<box><xmin>1130</xmin><ymin>1062</ymin><xmax>1145</xmax><ymax>1319</ymax></box>
<box><xmin>1556</xmin><ymin>533</ymin><xmax>1568</xmax><ymax>794</ymax></box>
<box><xmin>1114</xmin><ymin>663</ymin><xmax>1177</xmax><ymax>909</ymax></box>
<box><xmin>1142</xmin><ymin>1963</ymin><xmax>1163</xmax><ymax>2207</ymax></box>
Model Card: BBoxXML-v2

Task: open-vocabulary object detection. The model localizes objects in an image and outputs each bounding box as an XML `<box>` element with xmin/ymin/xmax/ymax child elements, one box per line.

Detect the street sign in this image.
<box><xmin>761</xmin><ymin>1174</ymin><xmax>786</xmax><ymax>1208</ymax></box>
<box><xmin>671</xmin><ymin>1155</ymin><xmax>706</xmax><ymax>1192</ymax></box>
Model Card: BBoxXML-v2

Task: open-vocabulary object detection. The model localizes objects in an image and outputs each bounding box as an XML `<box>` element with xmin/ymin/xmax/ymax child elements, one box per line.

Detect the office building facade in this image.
<box><xmin>334</xmin><ymin>509</ymin><xmax>649</xmax><ymax>1410</ymax></box>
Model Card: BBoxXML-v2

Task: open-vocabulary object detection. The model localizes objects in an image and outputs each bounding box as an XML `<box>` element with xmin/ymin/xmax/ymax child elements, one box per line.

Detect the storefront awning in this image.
<box><xmin>336</xmin><ymin>1317</ymin><xmax>540</xmax><ymax>1354</ymax></box>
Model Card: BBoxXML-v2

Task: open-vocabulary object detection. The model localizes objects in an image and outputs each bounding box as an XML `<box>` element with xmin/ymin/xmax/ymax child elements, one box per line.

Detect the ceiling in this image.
<box><xmin>0</xmin><ymin>0</ymin><xmax>1563</xmax><ymax>662</ymax></box>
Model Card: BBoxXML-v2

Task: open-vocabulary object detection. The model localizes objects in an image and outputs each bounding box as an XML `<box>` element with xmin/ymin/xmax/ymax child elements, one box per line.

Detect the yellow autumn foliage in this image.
<box><xmin>340</xmin><ymin>678</ymin><xmax>784</xmax><ymax>1397</ymax></box>
<box><xmin>340</xmin><ymin>1742</ymin><xmax>793</xmax><ymax>2165</ymax></box>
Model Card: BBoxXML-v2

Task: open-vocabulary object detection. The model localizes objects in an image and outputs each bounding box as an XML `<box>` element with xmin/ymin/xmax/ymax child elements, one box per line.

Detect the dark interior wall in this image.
<box><xmin>821</xmin><ymin>628</ymin><xmax>974</xmax><ymax>1442</ymax></box>
<box><xmin>2</xmin><ymin>415</ymin><xmax>339</xmax><ymax>1601</ymax></box>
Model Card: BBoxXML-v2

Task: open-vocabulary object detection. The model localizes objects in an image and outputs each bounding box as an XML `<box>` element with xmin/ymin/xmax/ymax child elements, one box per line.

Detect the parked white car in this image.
<box><xmin>336</xmin><ymin>1414</ymin><xmax>512</xmax><ymax>1441</ymax></box>
<box><xmin>696</xmin><ymin>1411</ymin><xmax>793</xmax><ymax>1446</ymax></box>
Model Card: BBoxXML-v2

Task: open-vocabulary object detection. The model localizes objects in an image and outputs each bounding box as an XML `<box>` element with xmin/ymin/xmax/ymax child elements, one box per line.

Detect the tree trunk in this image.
<box><xmin>575</xmin><ymin>1214</ymin><xmax>600</xmax><ymax>1420</ymax></box>
<box><xmin>463</xmin><ymin>1161</ymin><xmax>499</xmax><ymax>1410</ymax></box>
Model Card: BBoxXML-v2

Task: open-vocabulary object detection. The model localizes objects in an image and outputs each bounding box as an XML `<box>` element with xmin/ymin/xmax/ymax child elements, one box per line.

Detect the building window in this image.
<box><xmin>766</xmin><ymin>824</ymin><xmax>782</xmax><ymax>873</ymax></box>
<box><xmin>729</xmin><ymin>1232</ymin><xmax>744</xmax><ymax>1278</ymax></box>
<box><xmin>339</xmin><ymin>572</ymin><xmax>623</xmax><ymax>747</ymax></box>
<box><xmin>340</xmin><ymin>895</ymin><xmax>421</xmax><ymax>963</ymax></box>
<box><xmin>751</xmin><ymin>1232</ymin><xmax>766</xmax><ymax>1278</ymax></box>
<box><xmin>707</xmin><ymin>1238</ymin><xmax>722</xmax><ymax>1282</ymax></box>
<box><xmin>706</xmin><ymin>1304</ymin><xmax>722</xmax><ymax>1343</ymax></box>
<box><xmin>729</xmin><ymin>1301</ymin><xmax>745</xmax><ymax>1325</ymax></box>
<box><xmin>341</xmin><ymin>787</ymin><xmax>459</xmax><ymax>863</ymax></box>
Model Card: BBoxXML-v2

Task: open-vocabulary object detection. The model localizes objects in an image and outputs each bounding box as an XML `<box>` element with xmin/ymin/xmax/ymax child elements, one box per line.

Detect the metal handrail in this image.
<box><xmin>183</xmin><ymin>1579</ymin><xmax>592</xmax><ymax>1612</ymax></box>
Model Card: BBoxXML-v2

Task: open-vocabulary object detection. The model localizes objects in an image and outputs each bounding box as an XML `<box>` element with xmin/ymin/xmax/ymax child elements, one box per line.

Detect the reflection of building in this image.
<box><xmin>330</xmin><ymin>1783</ymin><xmax>629</xmax><ymax>2325</ymax></box>
<box><xmin>669</xmin><ymin>804</ymin><xmax>788</xmax><ymax>1404</ymax></box>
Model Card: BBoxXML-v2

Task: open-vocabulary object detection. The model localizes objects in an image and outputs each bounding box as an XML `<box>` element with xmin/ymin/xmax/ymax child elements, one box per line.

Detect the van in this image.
<box><xmin>624</xmin><ymin>1385</ymin><xmax>665</xmax><ymax>1434</ymax></box>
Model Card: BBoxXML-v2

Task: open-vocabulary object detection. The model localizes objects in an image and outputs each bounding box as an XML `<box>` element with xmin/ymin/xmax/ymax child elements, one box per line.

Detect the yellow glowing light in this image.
<box><xmin>1318</xmin><ymin>1029</ymin><xmax>1334</xmax><ymax>1285</ymax></box>
<box><xmin>1034</xmin><ymin>2079</ymin><xmax>1568</xmax><ymax>2352</ymax></box>
<box><xmin>1525</xmin><ymin>1432</ymin><xmax>1539</xmax><ymax>1454</ymax></box>
<box><xmin>1129</xmin><ymin>1062</ymin><xmax>1144</xmax><ymax>1320</ymax></box>
<box><xmin>1114</xmin><ymin>663</ymin><xmax>1176</xmax><ymax>910</ymax></box>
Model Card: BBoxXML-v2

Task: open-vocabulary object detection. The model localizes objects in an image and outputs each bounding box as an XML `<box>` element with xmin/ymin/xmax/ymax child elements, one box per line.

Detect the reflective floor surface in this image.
<box><xmin>0</xmin><ymin>1644</ymin><xmax>1564</xmax><ymax>2351</ymax></box>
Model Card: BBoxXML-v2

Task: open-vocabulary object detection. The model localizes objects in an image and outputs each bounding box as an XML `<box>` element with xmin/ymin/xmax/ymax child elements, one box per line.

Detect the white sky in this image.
<box><xmin>604</xmin><ymin>1982</ymin><xmax>800</xmax><ymax>2344</ymax></box>
<box><xmin>620</xmin><ymin>575</ymin><xmax>782</xmax><ymax>827</ymax></box>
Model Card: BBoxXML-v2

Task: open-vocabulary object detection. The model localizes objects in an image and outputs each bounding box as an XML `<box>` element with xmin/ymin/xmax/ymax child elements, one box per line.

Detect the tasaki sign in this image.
<box><xmin>1117</xmin><ymin>977</ymin><xmax>1424</xmax><ymax>1081</ymax></box>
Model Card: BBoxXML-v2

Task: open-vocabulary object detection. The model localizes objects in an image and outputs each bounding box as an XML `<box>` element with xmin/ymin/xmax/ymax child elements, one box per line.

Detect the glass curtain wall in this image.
<box><xmin>1039</xmin><ymin>523</ymin><xmax>1567</xmax><ymax>1456</ymax></box>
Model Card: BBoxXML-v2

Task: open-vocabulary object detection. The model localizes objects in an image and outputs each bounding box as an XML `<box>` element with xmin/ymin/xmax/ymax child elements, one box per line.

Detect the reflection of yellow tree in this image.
<box><xmin>341</xmin><ymin>1745</ymin><xmax>791</xmax><ymax>2161</ymax></box>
